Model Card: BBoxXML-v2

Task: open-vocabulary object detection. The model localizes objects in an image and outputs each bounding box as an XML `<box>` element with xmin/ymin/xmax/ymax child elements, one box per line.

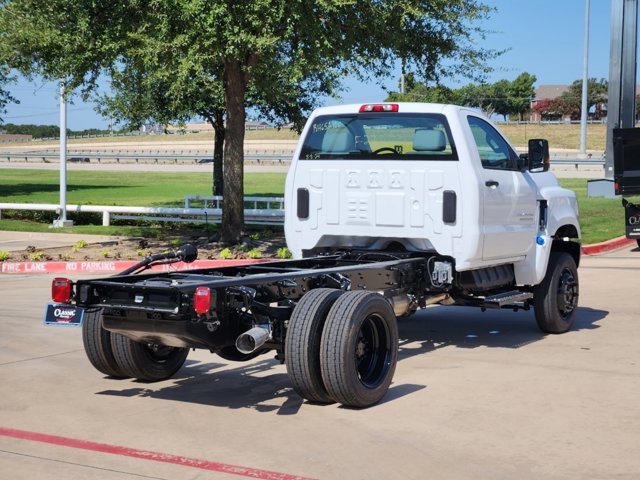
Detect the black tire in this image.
<box><xmin>320</xmin><ymin>291</ymin><xmax>398</xmax><ymax>408</ymax></box>
<box><xmin>285</xmin><ymin>288</ymin><xmax>344</xmax><ymax>403</ymax></box>
<box><xmin>110</xmin><ymin>335</ymin><xmax>189</xmax><ymax>382</ymax></box>
<box><xmin>81</xmin><ymin>309</ymin><xmax>129</xmax><ymax>378</ymax></box>
<box><xmin>534</xmin><ymin>252</ymin><xmax>579</xmax><ymax>334</ymax></box>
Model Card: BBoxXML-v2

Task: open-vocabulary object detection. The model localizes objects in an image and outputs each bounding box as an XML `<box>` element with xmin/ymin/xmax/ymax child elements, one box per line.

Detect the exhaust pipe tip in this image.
<box><xmin>236</xmin><ymin>326</ymin><xmax>270</xmax><ymax>354</ymax></box>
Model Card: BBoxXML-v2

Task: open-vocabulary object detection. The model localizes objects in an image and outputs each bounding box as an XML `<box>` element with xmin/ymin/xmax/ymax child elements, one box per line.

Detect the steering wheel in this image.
<box><xmin>372</xmin><ymin>147</ymin><xmax>398</xmax><ymax>155</ymax></box>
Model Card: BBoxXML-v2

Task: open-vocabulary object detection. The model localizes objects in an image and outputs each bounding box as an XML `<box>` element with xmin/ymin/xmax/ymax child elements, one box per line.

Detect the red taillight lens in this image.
<box><xmin>194</xmin><ymin>286</ymin><xmax>211</xmax><ymax>314</ymax></box>
<box><xmin>52</xmin><ymin>277</ymin><xmax>72</xmax><ymax>303</ymax></box>
<box><xmin>359</xmin><ymin>103</ymin><xmax>399</xmax><ymax>113</ymax></box>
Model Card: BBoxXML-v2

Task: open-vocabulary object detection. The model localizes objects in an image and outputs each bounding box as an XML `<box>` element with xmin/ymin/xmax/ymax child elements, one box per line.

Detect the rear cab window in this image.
<box><xmin>300</xmin><ymin>113</ymin><xmax>458</xmax><ymax>161</ymax></box>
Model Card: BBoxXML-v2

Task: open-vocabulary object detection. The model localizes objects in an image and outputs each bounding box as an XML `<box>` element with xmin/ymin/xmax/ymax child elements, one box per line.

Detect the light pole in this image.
<box><xmin>579</xmin><ymin>0</ymin><xmax>590</xmax><ymax>156</ymax></box>
<box><xmin>52</xmin><ymin>81</ymin><xmax>73</xmax><ymax>228</ymax></box>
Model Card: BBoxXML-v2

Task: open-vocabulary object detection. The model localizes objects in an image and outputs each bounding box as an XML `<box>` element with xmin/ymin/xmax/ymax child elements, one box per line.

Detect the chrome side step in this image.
<box><xmin>484</xmin><ymin>291</ymin><xmax>533</xmax><ymax>308</ymax></box>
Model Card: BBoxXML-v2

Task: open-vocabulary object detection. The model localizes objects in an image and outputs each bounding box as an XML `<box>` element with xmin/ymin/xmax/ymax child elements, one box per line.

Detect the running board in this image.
<box><xmin>483</xmin><ymin>291</ymin><xmax>533</xmax><ymax>308</ymax></box>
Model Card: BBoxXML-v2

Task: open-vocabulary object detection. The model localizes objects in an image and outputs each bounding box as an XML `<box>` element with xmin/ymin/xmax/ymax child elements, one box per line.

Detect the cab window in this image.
<box><xmin>300</xmin><ymin>113</ymin><xmax>458</xmax><ymax>161</ymax></box>
<box><xmin>467</xmin><ymin>116</ymin><xmax>518</xmax><ymax>170</ymax></box>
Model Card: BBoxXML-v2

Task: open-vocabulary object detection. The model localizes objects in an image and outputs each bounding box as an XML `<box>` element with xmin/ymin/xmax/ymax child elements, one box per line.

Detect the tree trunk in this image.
<box><xmin>212</xmin><ymin>109</ymin><xmax>225</xmax><ymax>196</ymax></box>
<box><xmin>220</xmin><ymin>59</ymin><xmax>246</xmax><ymax>244</ymax></box>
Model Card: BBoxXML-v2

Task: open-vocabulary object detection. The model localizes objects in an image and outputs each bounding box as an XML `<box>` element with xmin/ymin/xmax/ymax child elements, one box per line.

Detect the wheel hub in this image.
<box><xmin>556</xmin><ymin>269</ymin><xmax>578</xmax><ymax>317</ymax></box>
<box><xmin>354</xmin><ymin>314</ymin><xmax>390</xmax><ymax>388</ymax></box>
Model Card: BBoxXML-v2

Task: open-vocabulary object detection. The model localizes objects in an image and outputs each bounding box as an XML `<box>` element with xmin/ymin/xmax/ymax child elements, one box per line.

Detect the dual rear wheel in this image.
<box><xmin>285</xmin><ymin>289</ymin><xmax>398</xmax><ymax>408</ymax></box>
<box><xmin>82</xmin><ymin>310</ymin><xmax>189</xmax><ymax>381</ymax></box>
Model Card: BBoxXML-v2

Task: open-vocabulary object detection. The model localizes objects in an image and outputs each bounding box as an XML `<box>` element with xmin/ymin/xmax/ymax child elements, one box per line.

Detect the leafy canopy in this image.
<box><xmin>0</xmin><ymin>66</ymin><xmax>18</xmax><ymax>123</ymax></box>
<box><xmin>387</xmin><ymin>72</ymin><xmax>536</xmax><ymax>120</ymax></box>
<box><xmin>0</xmin><ymin>0</ymin><xmax>499</xmax><ymax>241</ymax></box>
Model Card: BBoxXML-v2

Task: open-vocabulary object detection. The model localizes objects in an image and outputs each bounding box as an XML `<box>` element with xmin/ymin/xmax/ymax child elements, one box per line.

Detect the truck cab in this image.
<box><xmin>285</xmin><ymin>103</ymin><xmax>580</xmax><ymax>286</ymax></box>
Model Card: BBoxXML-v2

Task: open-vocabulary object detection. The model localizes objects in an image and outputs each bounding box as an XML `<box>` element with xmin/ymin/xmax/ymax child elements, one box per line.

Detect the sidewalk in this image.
<box><xmin>0</xmin><ymin>230</ymin><xmax>122</xmax><ymax>252</ymax></box>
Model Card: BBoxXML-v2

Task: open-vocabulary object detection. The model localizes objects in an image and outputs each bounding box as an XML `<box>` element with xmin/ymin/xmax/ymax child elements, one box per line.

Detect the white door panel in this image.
<box><xmin>481</xmin><ymin>170</ymin><xmax>537</xmax><ymax>259</ymax></box>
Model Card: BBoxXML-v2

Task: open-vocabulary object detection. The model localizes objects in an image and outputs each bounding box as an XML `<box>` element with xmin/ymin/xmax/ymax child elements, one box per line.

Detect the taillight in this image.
<box><xmin>359</xmin><ymin>103</ymin><xmax>399</xmax><ymax>113</ymax></box>
<box><xmin>194</xmin><ymin>286</ymin><xmax>211</xmax><ymax>314</ymax></box>
<box><xmin>52</xmin><ymin>277</ymin><xmax>73</xmax><ymax>303</ymax></box>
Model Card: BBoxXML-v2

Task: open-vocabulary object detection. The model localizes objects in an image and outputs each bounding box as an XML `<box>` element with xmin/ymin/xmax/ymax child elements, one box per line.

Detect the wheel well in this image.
<box><xmin>551</xmin><ymin>239</ymin><xmax>581</xmax><ymax>268</ymax></box>
<box><xmin>554</xmin><ymin>224</ymin><xmax>579</xmax><ymax>239</ymax></box>
<box><xmin>384</xmin><ymin>241</ymin><xmax>407</xmax><ymax>252</ymax></box>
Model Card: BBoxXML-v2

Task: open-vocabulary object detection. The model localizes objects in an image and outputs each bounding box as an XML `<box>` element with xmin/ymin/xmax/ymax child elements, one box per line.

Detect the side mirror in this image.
<box><xmin>528</xmin><ymin>139</ymin><xmax>550</xmax><ymax>172</ymax></box>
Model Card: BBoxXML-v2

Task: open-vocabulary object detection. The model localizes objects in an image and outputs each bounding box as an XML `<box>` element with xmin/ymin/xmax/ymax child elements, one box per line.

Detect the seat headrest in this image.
<box><xmin>413</xmin><ymin>129</ymin><xmax>446</xmax><ymax>152</ymax></box>
<box><xmin>322</xmin><ymin>130</ymin><xmax>354</xmax><ymax>152</ymax></box>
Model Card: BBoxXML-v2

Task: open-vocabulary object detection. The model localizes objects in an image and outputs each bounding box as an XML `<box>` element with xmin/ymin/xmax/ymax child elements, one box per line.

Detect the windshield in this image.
<box><xmin>300</xmin><ymin>113</ymin><xmax>458</xmax><ymax>161</ymax></box>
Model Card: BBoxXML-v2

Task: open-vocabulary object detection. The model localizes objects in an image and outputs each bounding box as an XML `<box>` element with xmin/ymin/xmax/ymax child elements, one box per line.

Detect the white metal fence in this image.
<box><xmin>0</xmin><ymin>196</ymin><xmax>285</xmax><ymax>226</ymax></box>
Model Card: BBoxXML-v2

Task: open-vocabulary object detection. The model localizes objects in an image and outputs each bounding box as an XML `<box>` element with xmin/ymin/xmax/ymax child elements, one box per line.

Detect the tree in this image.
<box><xmin>491</xmin><ymin>79</ymin><xmax>512</xmax><ymax>120</ymax></box>
<box><xmin>532</xmin><ymin>98</ymin><xmax>579</xmax><ymax>121</ymax></box>
<box><xmin>508</xmin><ymin>72</ymin><xmax>536</xmax><ymax>120</ymax></box>
<box><xmin>386</xmin><ymin>81</ymin><xmax>461</xmax><ymax>104</ymax></box>
<box><xmin>387</xmin><ymin>71</ymin><xmax>536</xmax><ymax>121</ymax></box>
<box><xmin>1</xmin><ymin>0</ymin><xmax>498</xmax><ymax>242</ymax></box>
<box><xmin>560</xmin><ymin>78</ymin><xmax>608</xmax><ymax>119</ymax></box>
<box><xmin>456</xmin><ymin>83</ymin><xmax>497</xmax><ymax>116</ymax></box>
<box><xmin>0</xmin><ymin>66</ymin><xmax>18</xmax><ymax>123</ymax></box>
<box><xmin>97</xmin><ymin>64</ymin><xmax>228</xmax><ymax>197</ymax></box>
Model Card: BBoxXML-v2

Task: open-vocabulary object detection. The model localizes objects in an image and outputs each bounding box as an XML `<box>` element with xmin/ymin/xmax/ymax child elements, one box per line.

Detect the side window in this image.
<box><xmin>468</xmin><ymin>116</ymin><xmax>517</xmax><ymax>170</ymax></box>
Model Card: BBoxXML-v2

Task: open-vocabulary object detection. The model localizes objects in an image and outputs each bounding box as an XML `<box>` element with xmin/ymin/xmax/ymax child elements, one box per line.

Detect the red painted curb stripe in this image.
<box><xmin>581</xmin><ymin>236</ymin><xmax>635</xmax><ymax>255</ymax></box>
<box><xmin>0</xmin><ymin>427</ymin><xmax>315</xmax><ymax>480</ymax></box>
<box><xmin>1</xmin><ymin>258</ymin><xmax>270</xmax><ymax>274</ymax></box>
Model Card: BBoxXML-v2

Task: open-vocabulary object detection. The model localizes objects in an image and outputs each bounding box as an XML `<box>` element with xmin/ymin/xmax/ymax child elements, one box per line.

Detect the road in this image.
<box><xmin>1</xmin><ymin>246</ymin><xmax>639</xmax><ymax>479</ymax></box>
<box><xmin>0</xmin><ymin>160</ymin><xmax>602</xmax><ymax>178</ymax></box>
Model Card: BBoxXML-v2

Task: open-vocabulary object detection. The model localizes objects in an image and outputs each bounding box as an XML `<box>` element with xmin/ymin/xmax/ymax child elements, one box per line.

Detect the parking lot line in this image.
<box><xmin>0</xmin><ymin>427</ymin><xmax>315</xmax><ymax>480</ymax></box>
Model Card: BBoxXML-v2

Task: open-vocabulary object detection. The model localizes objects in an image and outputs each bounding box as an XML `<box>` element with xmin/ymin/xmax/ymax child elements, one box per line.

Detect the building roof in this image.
<box><xmin>534</xmin><ymin>84</ymin><xmax>570</xmax><ymax>101</ymax></box>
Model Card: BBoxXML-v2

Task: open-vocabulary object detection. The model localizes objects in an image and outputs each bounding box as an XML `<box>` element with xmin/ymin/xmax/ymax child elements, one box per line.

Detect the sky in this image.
<box><xmin>2</xmin><ymin>0</ymin><xmax>613</xmax><ymax>130</ymax></box>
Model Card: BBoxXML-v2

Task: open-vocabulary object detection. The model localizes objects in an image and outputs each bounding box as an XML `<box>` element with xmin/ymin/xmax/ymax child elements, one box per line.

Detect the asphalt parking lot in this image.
<box><xmin>1</xmin><ymin>246</ymin><xmax>639</xmax><ymax>479</ymax></box>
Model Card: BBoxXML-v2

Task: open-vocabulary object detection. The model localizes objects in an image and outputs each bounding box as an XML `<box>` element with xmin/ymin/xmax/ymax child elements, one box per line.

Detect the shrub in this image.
<box><xmin>0</xmin><ymin>251</ymin><xmax>11</xmax><ymax>261</ymax></box>
<box><xmin>277</xmin><ymin>247</ymin><xmax>292</xmax><ymax>259</ymax></box>
<box><xmin>29</xmin><ymin>251</ymin><xmax>45</xmax><ymax>261</ymax></box>
<box><xmin>219</xmin><ymin>248</ymin><xmax>233</xmax><ymax>259</ymax></box>
<box><xmin>72</xmin><ymin>240</ymin><xmax>88</xmax><ymax>252</ymax></box>
<box><xmin>247</xmin><ymin>248</ymin><xmax>262</xmax><ymax>259</ymax></box>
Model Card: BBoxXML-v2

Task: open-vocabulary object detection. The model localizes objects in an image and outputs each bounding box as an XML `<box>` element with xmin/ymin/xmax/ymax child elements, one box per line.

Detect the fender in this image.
<box><xmin>540</xmin><ymin>185</ymin><xmax>581</xmax><ymax>239</ymax></box>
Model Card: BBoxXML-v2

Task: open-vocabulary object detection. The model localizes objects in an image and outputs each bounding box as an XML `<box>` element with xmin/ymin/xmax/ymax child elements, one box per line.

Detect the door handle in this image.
<box><xmin>485</xmin><ymin>180</ymin><xmax>499</xmax><ymax>188</ymax></box>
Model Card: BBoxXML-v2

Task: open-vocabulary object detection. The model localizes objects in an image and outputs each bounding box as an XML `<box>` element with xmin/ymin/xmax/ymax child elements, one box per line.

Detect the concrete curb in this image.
<box><xmin>581</xmin><ymin>236</ymin><xmax>636</xmax><ymax>255</ymax></box>
<box><xmin>1</xmin><ymin>237</ymin><xmax>635</xmax><ymax>274</ymax></box>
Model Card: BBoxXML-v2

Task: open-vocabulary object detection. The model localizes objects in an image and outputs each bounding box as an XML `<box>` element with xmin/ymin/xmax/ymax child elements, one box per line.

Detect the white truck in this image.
<box><xmin>47</xmin><ymin>103</ymin><xmax>580</xmax><ymax>408</ymax></box>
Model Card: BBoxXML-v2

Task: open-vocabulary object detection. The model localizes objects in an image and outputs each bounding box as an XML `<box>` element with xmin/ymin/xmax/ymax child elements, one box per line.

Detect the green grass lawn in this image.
<box><xmin>558</xmin><ymin>179</ymin><xmax>625</xmax><ymax>244</ymax></box>
<box><xmin>0</xmin><ymin>169</ymin><xmax>286</xmax><ymax>206</ymax></box>
<box><xmin>0</xmin><ymin>168</ymin><xmax>628</xmax><ymax>244</ymax></box>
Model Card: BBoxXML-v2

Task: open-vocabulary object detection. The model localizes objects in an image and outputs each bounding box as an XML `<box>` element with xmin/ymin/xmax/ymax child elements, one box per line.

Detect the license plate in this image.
<box><xmin>44</xmin><ymin>303</ymin><xmax>84</xmax><ymax>327</ymax></box>
<box><xmin>625</xmin><ymin>201</ymin><xmax>640</xmax><ymax>239</ymax></box>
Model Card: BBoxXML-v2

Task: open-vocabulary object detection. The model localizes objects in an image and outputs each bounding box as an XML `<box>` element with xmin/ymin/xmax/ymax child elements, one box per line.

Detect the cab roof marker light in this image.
<box><xmin>194</xmin><ymin>286</ymin><xmax>211</xmax><ymax>314</ymax></box>
<box><xmin>359</xmin><ymin>104</ymin><xmax>399</xmax><ymax>113</ymax></box>
<box><xmin>52</xmin><ymin>277</ymin><xmax>73</xmax><ymax>303</ymax></box>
